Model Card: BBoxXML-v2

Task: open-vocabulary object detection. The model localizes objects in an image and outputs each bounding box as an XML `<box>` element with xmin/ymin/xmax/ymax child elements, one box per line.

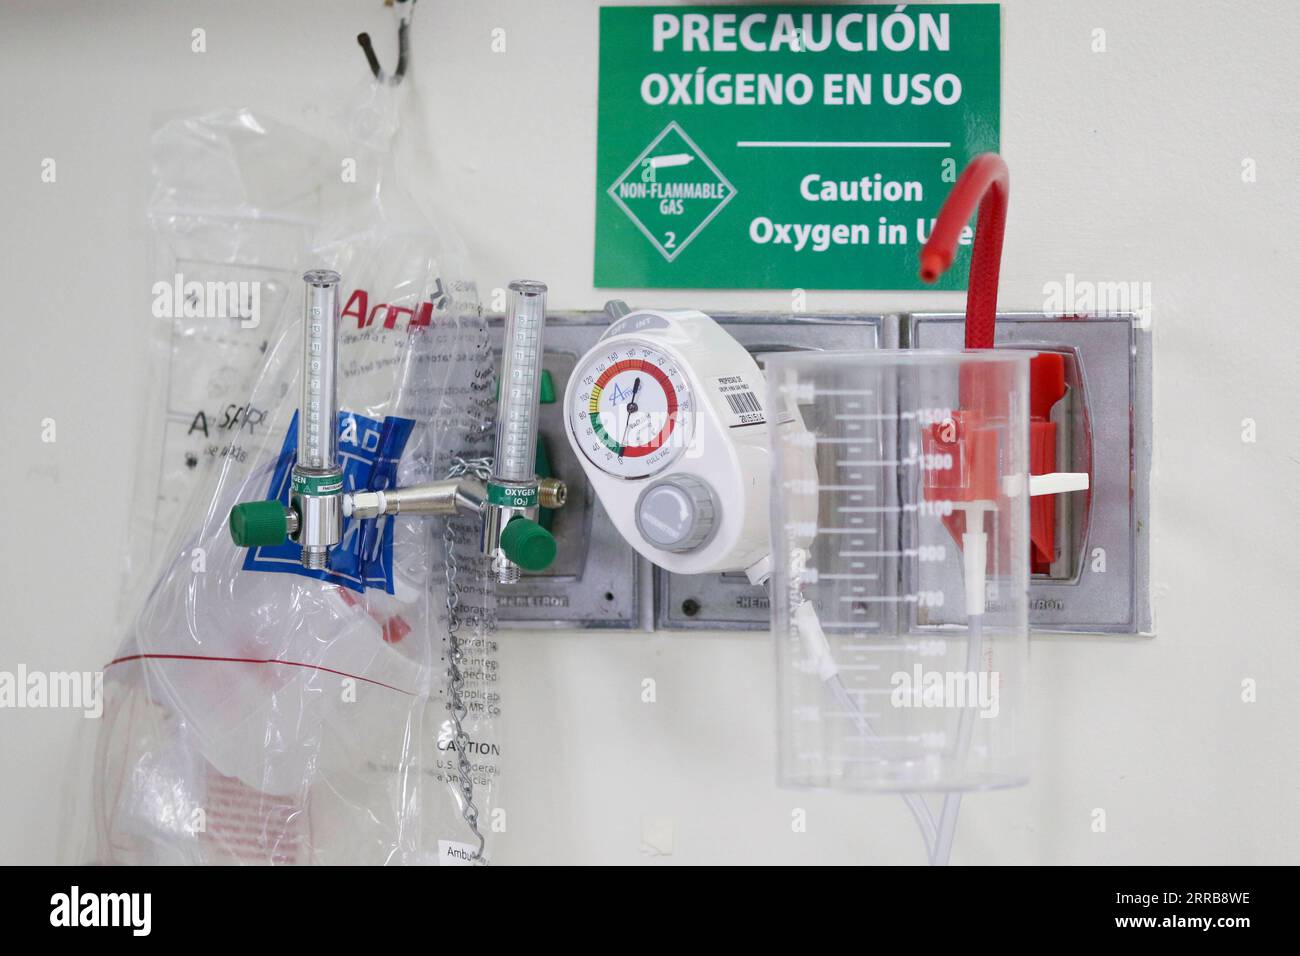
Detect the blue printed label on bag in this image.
<box><xmin>241</xmin><ymin>411</ymin><xmax>415</xmax><ymax>593</ymax></box>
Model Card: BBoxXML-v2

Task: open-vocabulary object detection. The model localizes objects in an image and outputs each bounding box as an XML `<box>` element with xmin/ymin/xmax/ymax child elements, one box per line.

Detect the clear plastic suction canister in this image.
<box><xmin>300</xmin><ymin>270</ymin><xmax>341</xmax><ymax>472</ymax></box>
<box><xmin>494</xmin><ymin>280</ymin><xmax>547</xmax><ymax>482</ymax></box>
<box><xmin>767</xmin><ymin>349</ymin><xmax>1031</xmax><ymax>793</ymax></box>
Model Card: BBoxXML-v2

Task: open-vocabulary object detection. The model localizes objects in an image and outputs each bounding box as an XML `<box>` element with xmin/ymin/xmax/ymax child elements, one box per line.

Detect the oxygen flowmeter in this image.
<box><xmin>293</xmin><ymin>270</ymin><xmax>345</xmax><ymax>569</ymax></box>
<box><xmin>228</xmin><ymin>272</ymin><xmax>564</xmax><ymax>577</ymax></box>
<box><xmin>227</xmin><ymin>270</ymin><xmax>349</xmax><ymax>569</ymax></box>
<box><xmin>482</xmin><ymin>281</ymin><xmax>556</xmax><ymax>583</ymax></box>
<box><xmin>563</xmin><ymin>308</ymin><xmax>774</xmax><ymax>579</ymax></box>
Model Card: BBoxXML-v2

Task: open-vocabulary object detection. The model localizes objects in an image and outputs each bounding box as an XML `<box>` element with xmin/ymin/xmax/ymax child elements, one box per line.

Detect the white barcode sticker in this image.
<box><xmin>711</xmin><ymin>374</ymin><xmax>767</xmax><ymax>428</ymax></box>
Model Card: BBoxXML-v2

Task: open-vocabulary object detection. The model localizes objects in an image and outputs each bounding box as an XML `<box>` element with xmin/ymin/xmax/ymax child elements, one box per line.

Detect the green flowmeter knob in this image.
<box><xmin>500</xmin><ymin>516</ymin><xmax>556</xmax><ymax>572</ymax></box>
<box><xmin>229</xmin><ymin>501</ymin><xmax>291</xmax><ymax>548</ymax></box>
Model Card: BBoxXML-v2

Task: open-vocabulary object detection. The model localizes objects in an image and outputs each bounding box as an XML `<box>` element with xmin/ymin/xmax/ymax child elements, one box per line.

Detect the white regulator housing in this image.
<box><xmin>563</xmin><ymin>309</ymin><xmax>773</xmax><ymax>575</ymax></box>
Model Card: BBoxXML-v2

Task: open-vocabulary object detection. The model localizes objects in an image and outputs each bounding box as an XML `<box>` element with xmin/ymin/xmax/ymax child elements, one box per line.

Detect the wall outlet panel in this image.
<box><xmin>907</xmin><ymin>313</ymin><xmax>1152</xmax><ymax>635</ymax></box>
<box><xmin>487</xmin><ymin>312</ymin><xmax>887</xmax><ymax>629</ymax></box>
<box><xmin>487</xmin><ymin>315</ymin><xmax>641</xmax><ymax>629</ymax></box>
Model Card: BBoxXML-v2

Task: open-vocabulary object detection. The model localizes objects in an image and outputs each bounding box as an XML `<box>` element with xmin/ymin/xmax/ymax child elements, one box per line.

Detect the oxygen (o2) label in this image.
<box><xmin>487</xmin><ymin>482</ymin><xmax>539</xmax><ymax>509</ymax></box>
<box><xmin>291</xmin><ymin>471</ymin><xmax>343</xmax><ymax>496</ymax></box>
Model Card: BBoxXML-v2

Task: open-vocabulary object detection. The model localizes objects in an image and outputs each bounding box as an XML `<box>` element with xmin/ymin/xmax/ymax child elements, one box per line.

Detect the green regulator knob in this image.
<box><xmin>229</xmin><ymin>501</ymin><xmax>292</xmax><ymax>548</ymax></box>
<box><xmin>500</xmin><ymin>516</ymin><xmax>557</xmax><ymax>572</ymax></box>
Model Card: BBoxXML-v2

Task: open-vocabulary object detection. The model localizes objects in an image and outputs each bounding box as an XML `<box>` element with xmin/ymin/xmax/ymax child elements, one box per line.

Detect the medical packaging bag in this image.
<box><xmin>72</xmin><ymin>86</ymin><xmax>503</xmax><ymax>865</ymax></box>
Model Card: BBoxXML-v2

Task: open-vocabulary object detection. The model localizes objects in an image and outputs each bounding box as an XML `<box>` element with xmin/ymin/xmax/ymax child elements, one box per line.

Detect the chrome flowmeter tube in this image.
<box><xmin>494</xmin><ymin>280</ymin><xmax>547</xmax><ymax>484</ymax></box>
<box><xmin>482</xmin><ymin>280</ymin><xmax>556</xmax><ymax>583</ymax></box>
<box><xmin>293</xmin><ymin>270</ymin><xmax>345</xmax><ymax>569</ymax></box>
<box><xmin>298</xmin><ymin>271</ymin><xmax>341</xmax><ymax>470</ymax></box>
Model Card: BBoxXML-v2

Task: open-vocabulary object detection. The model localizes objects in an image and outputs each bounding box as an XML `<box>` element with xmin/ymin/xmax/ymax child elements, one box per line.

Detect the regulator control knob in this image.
<box><xmin>634</xmin><ymin>475</ymin><xmax>717</xmax><ymax>553</ymax></box>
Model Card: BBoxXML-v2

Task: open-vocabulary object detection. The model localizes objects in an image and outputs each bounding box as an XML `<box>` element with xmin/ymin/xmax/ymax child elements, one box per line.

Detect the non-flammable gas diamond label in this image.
<box><xmin>606</xmin><ymin>121</ymin><xmax>736</xmax><ymax>262</ymax></box>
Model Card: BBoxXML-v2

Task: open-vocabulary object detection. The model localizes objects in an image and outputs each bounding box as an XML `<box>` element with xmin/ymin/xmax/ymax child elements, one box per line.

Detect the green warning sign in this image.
<box><xmin>594</xmin><ymin>4</ymin><xmax>1001</xmax><ymax>290</ymax></box>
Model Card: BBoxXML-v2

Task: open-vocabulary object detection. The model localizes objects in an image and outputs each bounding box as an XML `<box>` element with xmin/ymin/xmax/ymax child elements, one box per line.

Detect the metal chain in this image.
<box><xmin>442</xmin><ymin>454</ymin><xmax>493</xmax><ymax>860</ymax></box>
<box><xmin>446</xmin><ymin>455</ymin><xmax>493</xmax><ymax>481</ymax></box>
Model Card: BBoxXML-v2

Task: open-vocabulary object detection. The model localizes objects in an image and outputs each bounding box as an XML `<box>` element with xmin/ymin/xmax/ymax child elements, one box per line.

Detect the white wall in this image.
<box><xmin>1</xmin><ymin>0</ymin><xmax>1297</xmax><ymax>864</ymax></box>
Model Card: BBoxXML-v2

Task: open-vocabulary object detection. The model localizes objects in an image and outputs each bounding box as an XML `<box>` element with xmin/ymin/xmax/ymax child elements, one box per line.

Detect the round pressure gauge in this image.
<box><xmin>568</xmin><ymin>340</ymin><xmax>694</xmax><ymax>479</ymax></box>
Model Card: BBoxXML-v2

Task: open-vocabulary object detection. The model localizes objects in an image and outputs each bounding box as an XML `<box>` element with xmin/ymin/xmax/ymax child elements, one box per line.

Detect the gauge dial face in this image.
<box><xmin>570</xmin><ymin>340</ymin><xmax>694</xmax><ymax>478</ymax></box>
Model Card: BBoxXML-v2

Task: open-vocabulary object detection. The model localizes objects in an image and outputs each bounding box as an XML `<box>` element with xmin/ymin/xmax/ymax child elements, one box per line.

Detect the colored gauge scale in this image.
<box><xmin>569</xmin><ymin>342</ymin><xmax>694</xmax><ymax>479</ymax></box>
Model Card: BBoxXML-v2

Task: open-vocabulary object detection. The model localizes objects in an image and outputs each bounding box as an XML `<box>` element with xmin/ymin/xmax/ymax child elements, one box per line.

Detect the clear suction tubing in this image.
<box><xmin>767</xmin><ymin>349</ymin><xmax>1032</xmax><ymax>795</ymax></box>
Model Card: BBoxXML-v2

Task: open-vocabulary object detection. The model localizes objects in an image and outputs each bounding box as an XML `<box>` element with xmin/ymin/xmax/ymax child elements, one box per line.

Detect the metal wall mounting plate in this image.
<box><xmin>488</xmin><ymin>310</ymin><xmax>889</xmax><ymax>630</ymax></box>
<box><xmin>487</xmin><ymin>313</ymin><xmax>641</xmax><ymax>629</ymax></box>
<box><xmin>488</xmin><ymin>309</ymin><xmax>1149</xmax><ymax>636</ymax></box>
<box><xmin>906</xmin><ymin>313</ymin><xmax>1152</xmax><ymax>635</ymax></box>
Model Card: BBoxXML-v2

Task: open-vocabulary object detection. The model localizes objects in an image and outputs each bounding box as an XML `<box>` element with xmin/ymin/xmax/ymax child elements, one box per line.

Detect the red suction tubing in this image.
<box><xmin>918</xmin><ymin>153</ymin><xmax>1009</xmax><ymax>349</ymax></box>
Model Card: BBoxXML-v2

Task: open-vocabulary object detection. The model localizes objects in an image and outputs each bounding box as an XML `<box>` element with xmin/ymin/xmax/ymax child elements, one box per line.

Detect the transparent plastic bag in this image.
<box><xmin>74</xmin><ymin>86</ymin><xmax>501</xmax><ymax>865</ymax></box>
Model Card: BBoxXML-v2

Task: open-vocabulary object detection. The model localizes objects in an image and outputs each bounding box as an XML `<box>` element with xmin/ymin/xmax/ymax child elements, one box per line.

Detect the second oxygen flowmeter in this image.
<box><xmin>564</xmin><ymin>308</ymin><xmax>774</xmax><ymax>579</ymax></box>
